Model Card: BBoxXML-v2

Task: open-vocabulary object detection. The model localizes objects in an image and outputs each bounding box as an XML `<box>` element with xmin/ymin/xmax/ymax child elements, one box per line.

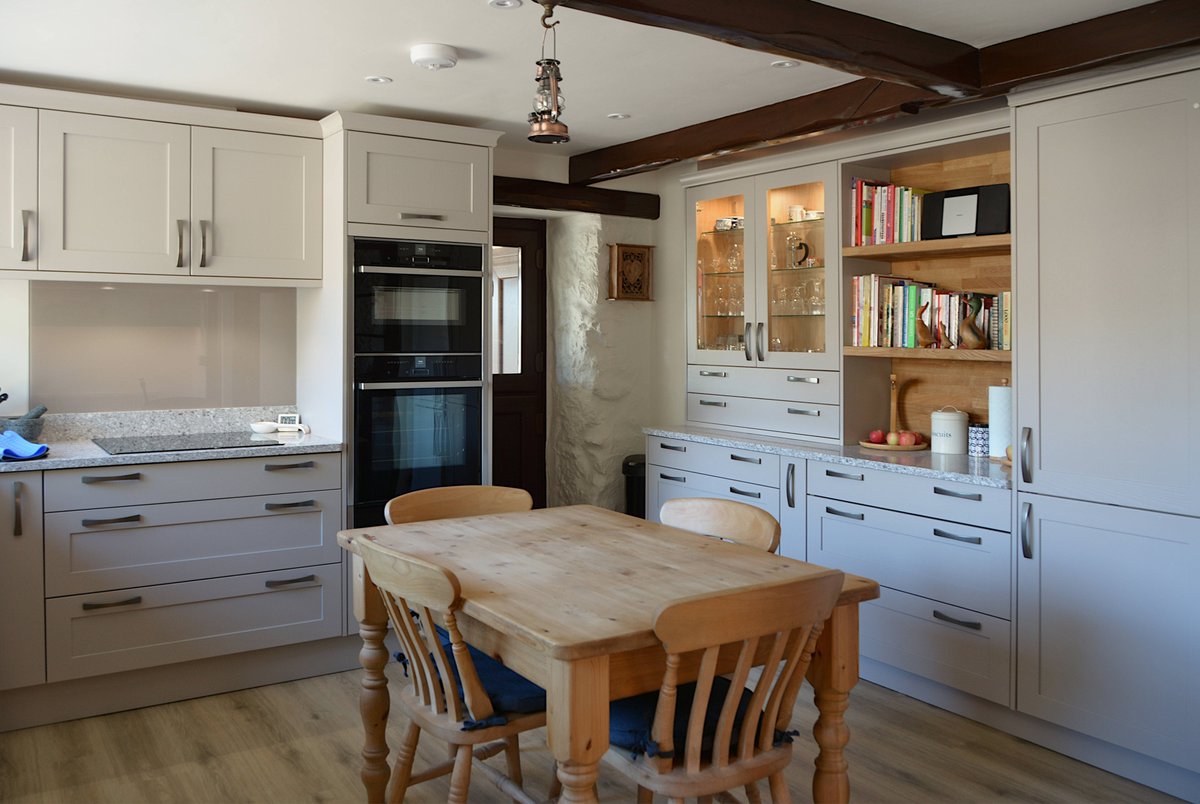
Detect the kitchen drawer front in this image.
<box><xmin>807</xmin><ymin>497</ymin><xmax>1010</xmax><ymax>619</ymax></box>
<box><xmin>687</xmin><ymin>365</ymin><xmax>839</xmax><ymax>404</ymax></box>
<box><xmin>647</xmin><ymin>464</ymin><xmax>779</xmax><ymax>521</ymax></box>
<box><xmin>687</xmin><ymin>394</ymin><xmax>839</xmax><ymax>440</ymax></box>
<box><xmin>45</xmin><ymin>564</ymin><xmax>343</xmax><ymax>683</ymax></box>
<box><xmin>807</xmin><ymin>460</ymin><xmax>1010</xmax><ymax>530</ymax></box>
<box><xmin>646</xmin><ymin>437</ymin><xmax>778</xmax><ymax>488</ymax></box>
<box><xmin>861</xmin><ymin>587</ymin><xmax>1011</xmax><ymax>706</ymax></box>
<box><xmin>44</xmin><ymin>489</ymin><xmax>342</xmax><ymax>597</ymax></box>
<box><xmin>45</xmin><ymin>453</ymin><xmax>342</xmax><ymax>512</ymax></box>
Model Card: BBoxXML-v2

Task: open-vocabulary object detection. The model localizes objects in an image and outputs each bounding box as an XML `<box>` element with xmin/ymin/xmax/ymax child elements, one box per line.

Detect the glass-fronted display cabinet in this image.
<box><xmin>687</xmin><ymin>165</ymin><xmax>838</xmax><ymax>370</ymax></box>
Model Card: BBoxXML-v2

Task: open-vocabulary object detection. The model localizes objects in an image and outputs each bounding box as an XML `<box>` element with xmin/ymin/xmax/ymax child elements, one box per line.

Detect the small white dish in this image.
<box><xmin>250</xmin><ymin>421</ymin><xmax>278</xmax><ymax>434</ymax></box>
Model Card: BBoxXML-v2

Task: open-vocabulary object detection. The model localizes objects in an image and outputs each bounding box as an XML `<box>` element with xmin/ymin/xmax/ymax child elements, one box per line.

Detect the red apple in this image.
<box><xmin>912</xmin><ymin>431</ymin><xmax>925</xmax><ymax>444</ymax></box>
<box><xmin>898</xmin><ymin>431</ymin><xmax>917</xmax><ymax>446</ymax></box>
<box><xmin>886</xmin><ymin>431</ymin><xmax>900</xmax><ymax>446</ymax></box>
<box><xmin>868</xmin><ymin>429</ymin><xmax>885</xmax><ymax>444</ymax></box>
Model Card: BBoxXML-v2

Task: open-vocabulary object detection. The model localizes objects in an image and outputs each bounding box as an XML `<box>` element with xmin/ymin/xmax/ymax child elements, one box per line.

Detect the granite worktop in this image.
<box><xmin>644</xmin><ymin>424</ymin><xmax>1011</xmax><ymax>489</ymax></box>
<box><xmin>0</xmin><ymin>406</ymin><xmax>343</xmax><ymax>473</ymax></box>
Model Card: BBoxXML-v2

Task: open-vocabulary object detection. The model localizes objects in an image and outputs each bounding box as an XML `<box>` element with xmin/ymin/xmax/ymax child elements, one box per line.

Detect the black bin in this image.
<box><xmin>622</xmin><ymin>453</ymin><xmax>646</xmax><ymax>518</ymax></box>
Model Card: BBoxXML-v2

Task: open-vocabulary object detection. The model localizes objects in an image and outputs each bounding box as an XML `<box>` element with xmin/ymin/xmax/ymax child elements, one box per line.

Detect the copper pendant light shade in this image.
<box><xmin>528</xmin><ymin>1</ymin><xmax>569</xmax><ymax>144</ymax></box>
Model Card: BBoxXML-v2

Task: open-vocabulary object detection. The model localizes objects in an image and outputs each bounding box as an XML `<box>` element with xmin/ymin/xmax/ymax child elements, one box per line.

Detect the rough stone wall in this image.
<box><xmin>545</xmin><ymin>213</ymin><xmax>654</xmax><ymax>510</ymax></box>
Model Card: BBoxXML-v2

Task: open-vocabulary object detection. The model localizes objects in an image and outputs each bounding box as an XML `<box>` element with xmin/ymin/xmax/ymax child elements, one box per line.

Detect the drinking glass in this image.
<box><xmin>726</xmin><ymin>242</ymin><xmax>742</xmax><ymax>272</ymax></box>
<box><xmin>809</xmin><ymin>277</ymin><xmax>825</xmax><ymax>315</ymax></box>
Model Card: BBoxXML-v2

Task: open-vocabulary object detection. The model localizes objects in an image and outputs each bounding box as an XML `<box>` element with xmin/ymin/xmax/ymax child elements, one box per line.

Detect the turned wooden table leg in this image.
<box><xmin>806</xmin><ymin>604</ymin><xmax>860</xmax><ymax>804</ymax></box>
<box><xmin>354</xmin><ymin>556</ymin><xmax>393</xmax><ymax>803</ymax></box>
<box><xmin>549</xmin><ymin>655</ymin><xmax>608</xmax><ymax>804</ymax></box>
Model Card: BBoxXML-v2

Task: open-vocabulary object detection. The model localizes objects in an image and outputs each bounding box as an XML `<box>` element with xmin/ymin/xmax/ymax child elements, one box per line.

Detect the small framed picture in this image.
<box><xmin>277</xmin><ymin>413</ymin><xmax>301</xmax><ymax>427</ymax></box>
<box><xmin>608</xmin><ymin>243</ymin><xmax>653</xmax><ymax>301</ymax></box>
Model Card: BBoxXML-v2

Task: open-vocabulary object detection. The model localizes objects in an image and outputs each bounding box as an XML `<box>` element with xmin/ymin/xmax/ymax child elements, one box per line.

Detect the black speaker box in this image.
<box><xmin>920</xmin><ymin>183</ymin><xmax>1010</xmax><ymax>240</ymax></box>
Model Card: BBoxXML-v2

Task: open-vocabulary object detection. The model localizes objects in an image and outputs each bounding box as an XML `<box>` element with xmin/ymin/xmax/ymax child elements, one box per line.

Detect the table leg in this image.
<box><xmin>354</xmin><ymin>556</ymin><xmax>392</xmax><ymax>803</ymax></box>
<box><xmin>806</xmin><ymin>603</ymin><xmax>860</xmax><ymax>804</ymax></box>
<box><xmin>548</xmin><ymin>655</ymin><xmax>609</xmax><ymax>804</ymax></box>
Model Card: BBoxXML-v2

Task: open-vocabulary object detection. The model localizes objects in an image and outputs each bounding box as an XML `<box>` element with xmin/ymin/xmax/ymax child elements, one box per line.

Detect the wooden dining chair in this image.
<box><xmin>660</xmin><ymin>497</ymin><xmax>781</xmax><ymax>553</ymax></box>
<box><xmin>604</xmin><ymin>571</ymin><xmax>845</xmax><ymax>803</ymax></box>
<box><xmin>356</xmin><ymin>537</ymin><xmax>547</xmax><ymax>804</ymax></box>
<box><xmin>384</xmin><ymin>484</ymin><xmax>533</xmax><ymax>525</ymax></box>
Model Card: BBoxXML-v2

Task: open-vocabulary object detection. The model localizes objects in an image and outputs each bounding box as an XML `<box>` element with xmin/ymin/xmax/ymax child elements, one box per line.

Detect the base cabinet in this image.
<box><xmin>645</xmin><ymin>436</ymin><xmax>780</xmax><ymax>526</ymax></box>
<box><xmin>0</xmin><ymin>473</ymin><xmax>44</xmax><ymax>690</ymax></box>
<box><xmin>1016</xmin><ymin>493</ymin><xmax>1200</xmax><ymax>773</ymax></box>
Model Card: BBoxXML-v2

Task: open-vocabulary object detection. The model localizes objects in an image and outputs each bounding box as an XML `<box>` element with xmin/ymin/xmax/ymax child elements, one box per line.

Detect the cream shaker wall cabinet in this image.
<box><xmin>0</xmin><ymin>105</ymin><xmax>37</xmax><ymax>271</ymax></box>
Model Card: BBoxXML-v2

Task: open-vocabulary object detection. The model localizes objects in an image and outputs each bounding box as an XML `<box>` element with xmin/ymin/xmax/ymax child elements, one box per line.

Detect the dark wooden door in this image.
<box><xmin>490</xmin><ymin>217</ymin><xmax>548</xmax><ymax>508</ymax></box>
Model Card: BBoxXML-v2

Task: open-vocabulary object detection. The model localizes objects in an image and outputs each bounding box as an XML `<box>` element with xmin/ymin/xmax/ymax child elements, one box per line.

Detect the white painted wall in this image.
<box><xmin>493</xmin><ymin>148</ymin><xmax>569</xmax><ymax>183</ymax></box>
<box><xmin>0</xmin><ymin>279</ymin><xmax>29</xmax><ymax>414</ymax></box>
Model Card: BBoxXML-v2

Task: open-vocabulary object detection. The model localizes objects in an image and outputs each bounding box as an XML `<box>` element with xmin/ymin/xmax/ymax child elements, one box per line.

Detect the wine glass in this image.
<box><xmin>726</xmin><ymin>241</ymin><xmax>742</xmax><ymax>272</ymax></box>
<box><xmin>809</xmin><ymin>277</ymin><xmax>825</xmax><ymax>315</ymax></box>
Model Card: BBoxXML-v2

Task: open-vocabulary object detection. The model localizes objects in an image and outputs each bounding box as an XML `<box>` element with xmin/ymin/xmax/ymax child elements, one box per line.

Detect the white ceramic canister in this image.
<box><xmin>930</xmin><ymin>407</ymin><xmax>968</xmax><ymax>454</ymax></box>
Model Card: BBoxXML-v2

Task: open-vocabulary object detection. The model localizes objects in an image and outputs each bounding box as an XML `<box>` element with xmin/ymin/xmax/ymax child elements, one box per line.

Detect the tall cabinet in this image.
<box><xmin>1013</xmin><ymin>66</ymin><xmax>1200</xmax><ymax>773</ymax></box>
<box><xmin>0</xmin><ymin>104</ymin><xmax>37</xmax><ymax>270</ymax></box>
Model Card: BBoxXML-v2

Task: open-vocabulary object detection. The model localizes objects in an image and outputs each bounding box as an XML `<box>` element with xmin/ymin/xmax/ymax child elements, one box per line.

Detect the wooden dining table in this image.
<box><xmin>337</xmin><ymin>504</ymin><xmax>879</xmax><ymax>804</ymax></box>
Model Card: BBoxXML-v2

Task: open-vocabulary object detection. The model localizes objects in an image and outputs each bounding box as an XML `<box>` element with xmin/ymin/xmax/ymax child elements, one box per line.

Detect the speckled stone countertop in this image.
<box><xmin>643</xmin><ymin>424</ymin><xmax>1011</xmax><ymax>489</ymax></box>
<box><xmin>0</xmin><ymin>406</ymin><xmax>343</xmax><ymax>473</ymax></box>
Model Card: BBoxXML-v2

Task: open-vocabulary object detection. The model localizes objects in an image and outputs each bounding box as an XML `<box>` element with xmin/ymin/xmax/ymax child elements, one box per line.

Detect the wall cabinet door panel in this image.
<box><xmin>0</xmin><ymin>104</ymin><xmax>37</xmax><ymax>270</ymax></box>
<box><xmin>39</xmin><ymin>111</ymin><xmax>190</xmax><ymax>275</ymax></box>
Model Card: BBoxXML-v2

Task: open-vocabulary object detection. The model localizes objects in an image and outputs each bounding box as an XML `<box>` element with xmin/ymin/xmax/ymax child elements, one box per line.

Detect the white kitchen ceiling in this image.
<box><xmin>0</xmin><ymin>0</ymin><xmax>1157</xmax><ymax>155</ymax></box>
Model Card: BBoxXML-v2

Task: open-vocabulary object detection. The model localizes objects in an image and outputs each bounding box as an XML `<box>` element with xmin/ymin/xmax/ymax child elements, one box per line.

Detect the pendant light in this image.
<box><xmin>527</xmin><ymin>1</ymin><xmax>569</xmax><ymax>144</ymax></box>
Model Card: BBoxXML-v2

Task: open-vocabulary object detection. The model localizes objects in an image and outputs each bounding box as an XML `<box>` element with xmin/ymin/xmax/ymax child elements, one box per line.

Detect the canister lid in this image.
<box><xmin>931</xmin><ymin>406</ymin><xmax>968</xmax><ymax>423</ymax></box>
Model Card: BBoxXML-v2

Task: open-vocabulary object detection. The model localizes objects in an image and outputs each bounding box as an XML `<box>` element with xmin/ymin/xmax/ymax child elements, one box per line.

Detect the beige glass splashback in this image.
<box><xmin>30</xmin><ymin>282</ymin><xmax>296</xmax><ymax>413</ymax></box>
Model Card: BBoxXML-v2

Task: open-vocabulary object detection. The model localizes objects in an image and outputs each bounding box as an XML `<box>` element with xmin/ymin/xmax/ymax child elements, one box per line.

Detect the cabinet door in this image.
<box><xmin>191</xmin><ymin>128</ymin><xmax>321</xmax><ymax>280</ymax></box>
<box><xmin>778</xmin><ymin>459</ymin><xmax>805</xmax><ymax>559</ymax></box>
<box><xmin>39</xmin><ymin>111</ymin><xmax>190</xmax><ymax>275</ymax></box>
<box><xmin>687</xmin><ymin>177</ymin><xmax>756</xmax><ymax>366</ymax></box>
<box><xmin>755</xmin><ymin>163</ymin><xmax>840</xmax><ymax>371</ymax></box>
<box><xmin>0</xmin><ymin>473</ymin><xmax>44</xmax><ymax>690</ymax></box>
<box><xmin>1014</xmin><ymin>70</ymin><xmax>1200</xmax><ymax>516</ymax></box>
<box><xmin>0</xmin><ymin>105</ymin><xmax>37</xmax><ymax>271</ymax></box>
<box><xmin>1016</xmin><ymin>493</ymin><xmax>1200</xmax><ymax>772</ymax></box>
<box><xmin>346</xmin><ymin>131</ymin><xmax>488</xmax><ymax>231</ymax></box>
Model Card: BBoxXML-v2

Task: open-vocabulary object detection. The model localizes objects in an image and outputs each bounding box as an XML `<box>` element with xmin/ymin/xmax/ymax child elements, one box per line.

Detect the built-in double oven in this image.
<box><xmin>351</xmin><ymin>235</ymin><xmax>486</xmax><ymax>527</ymax></box>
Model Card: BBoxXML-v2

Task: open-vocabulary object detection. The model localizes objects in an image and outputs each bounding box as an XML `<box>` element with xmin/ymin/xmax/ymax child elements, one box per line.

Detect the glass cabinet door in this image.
<box><xmin>756</xmin><ymin>166</ymin><xmax>839</xmax><ymax>370</ymax></box>
<box><xmin>688</xmin><ymin>178</ymin><xmax>755</xmax><ymax>365</ymax></box>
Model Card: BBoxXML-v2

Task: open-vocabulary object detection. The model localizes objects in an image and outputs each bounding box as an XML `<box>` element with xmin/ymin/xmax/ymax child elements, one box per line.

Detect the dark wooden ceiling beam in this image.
<box><xmin>568</xmin><ymin>79</ymin><xmax>941</xmax><ymax>184</ymax></box>
<box><xmin>494</xmin><ymin>175</ymin><xmax>661</xmax><ymax>219</ymax></box>
<box><xmin>563</xmin><ymin>0</ymin><xmax>981</xmax><ymax>96</ymax></box>
<box><xmin>980</xmin><ymin>0</ymin><xmax>1200</xmax><ymax>91</ymax></box>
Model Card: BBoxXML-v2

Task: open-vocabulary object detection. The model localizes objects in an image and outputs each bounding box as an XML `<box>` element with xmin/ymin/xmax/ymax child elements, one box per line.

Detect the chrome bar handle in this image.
<box><xmin>1021</xmin><ymin>501</ymin><xmax>1033</xmax><ymax>559</ymax></box>
<box><xmin>825</xmin><ymin>506</ymin><xmax>864</xmax><ymax>521</ymax></box>
<box><xmin>199</xmin><ymin>220</ymin><xmax>210</xmax><ymax>267</ymax></box>
<box><xmin>825</xmin><ymin>469</ymin><xmax>863</xmax><ymax>481</ymax></box>
<box><xmin>81</xmin><ymin>514</ymin><xmax>142</xmax><ymax>528</ymax></box>
<box><xmin>787</xmin><ymin>408</ymin><xmax>820</xmax><ymax>416</ymax></box>
<box><xmin>786</xmin><ymin>463</ymin><xmax>796</xmax><ymax>508</ymax></box>
<box><xmin>264</xmin><ymin>500</ymin><xmax>317</xmax><ymax>511</ymax></box>
<box><xmin>263</xmin><ymin>461</ymin><xmax>316</xmax><ymax>472</ymax></box>
<box><xmin>933</xmin><ymin>527</ymin><xmax>982</xmax><ymax>545</ymax></box>
<box><xmin>787</xmin><ymin>375</ymin><xmax>819</xmax><ymax>384</ymax></box>
<box><xmin>697</xmin><ymin>371</ymin><xmax>727</xmax><ymax>378</ymax></box>
<box><xmin>265</xmin><ymin>574</ymin><xmax>317</xmax><ymax>588</ymax></box>
<box><xmin>20</xmin><ymin>210</ymin><xmax>31</xmax><ymax>261</ymax></box>
<box><xmin>729</xmin><ymin>453</ymin><xmax>762</xmax><ymax>465</ymax></box>
<box><xmin>82</xmin><ymin>596</ymin><xmax>143</xmax><ymax>611</ymax></box>
<box><xmin>175</xmin><ymin>219</ymin><xmax>185</xmax><ymax>268</ymax></box>
<box><xmin>729</xmin><ymin>486</ymin><xmax>761</xmax><ymax>499</ymax></box>
<box><xmin>12</xmin><ymin>480</ymin><xmax>22</xmax><ymax>537</ymax></box>
<box><xmin>756</xmin><ymin>323</ymin><xmax>765</xmax><ymax>362</ymax></box>
<box><xmin>744</xmin><ymin>323</ymin><xmax>752</xmax><ymax>361</ymax></box>
<box><xmin>659</xmin><ymin>443</ymin><xmax>686</xmax><ymax>452</ymax></box>
<box><xmin>81</xmin><ymin>472</ymin><xmax>142</xmax><ymax>484</ymax></box>
<box><xmin>933</xmin><ymin>610</ymin><xmax>982</xmax><ymax>630</ymax></box>
<box><xmin>1020</xmin><ymin>426</ymin><xmax>1033</xmax><ymax>484</ymax></box>
<box><xmin>399</xmin><ymin>212</ymin><xmax>446</xmax><ymax>221</ymax></box>
<box><xmin>659</xmin><ymin>473</ymin><xmax>686</xmax><ymax>482</ymax></box>
<box><xmin>933</xmin><ymin>486</ymin><xmax>982</xmax><ymax>501</ymax></box>
<box><xmin>698</xmin><ymin>399</ymin><xmax>727</xmax><ymax>408</ymax></box>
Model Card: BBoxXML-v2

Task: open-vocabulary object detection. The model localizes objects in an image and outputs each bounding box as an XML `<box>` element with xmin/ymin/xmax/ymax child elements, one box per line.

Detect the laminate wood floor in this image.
<box><xmin>0</xmin><ymin>666</ymin><xmax>1180</xmax><ymax>803</ymax></box>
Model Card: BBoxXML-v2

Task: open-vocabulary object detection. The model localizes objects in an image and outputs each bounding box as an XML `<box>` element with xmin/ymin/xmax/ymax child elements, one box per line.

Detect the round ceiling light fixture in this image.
<box><xmin>770</xmin><ymin>59</ymin><xmax>801</xmax><ymax>69</ymax></box>
<box><xmin>606</xmin><ymin>113</ymin><xmax>631</xmax><ymax>120</ymax></box>
<box><xmin>364</xmin><ymin>75</ymin><xmax>393</xmax><ymax>84</ymax></box>
<box><xmin>410</xmin><ymin>43</ymin><xmax>459</xmax><ymax>71</ymax></box>
<box><xmin>488</xmin><ymin>0</ymin><xmax>523</xmax><ymax>7</ymax></box>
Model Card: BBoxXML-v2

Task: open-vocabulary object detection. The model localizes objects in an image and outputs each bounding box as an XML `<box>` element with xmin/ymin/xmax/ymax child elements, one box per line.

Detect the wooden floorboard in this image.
<box><xmin>0</xmin><ymin>666</ymin><xmax>1180</xmax><ymax>803</ymax></box>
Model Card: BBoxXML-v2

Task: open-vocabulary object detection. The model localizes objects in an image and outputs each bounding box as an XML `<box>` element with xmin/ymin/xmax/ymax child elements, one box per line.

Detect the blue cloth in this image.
<box><xmin>0</xmin><ymin>430</ymin><xmax>48</xmax><ymax>461</ymax></box>
<box><xmin>435</xmin><ymin>626</ymin><xmax>546</xmax><ymax>719</ymax></box>
<box><xmin>609</xmin><ymin>676</ymin><xmax>754</xmax><ymax>758</ymax></box>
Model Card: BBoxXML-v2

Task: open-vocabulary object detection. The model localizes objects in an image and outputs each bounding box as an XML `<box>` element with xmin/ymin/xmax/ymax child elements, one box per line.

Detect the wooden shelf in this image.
<box><xmin>844</xmin><ymin>346</ymin><xmax>1012</xmax><ymax>362</ymax></box>
<box><xmin>842</xmin><ymin>234</ymin><xmax>1011</xmax><ymax>261</ymax></box>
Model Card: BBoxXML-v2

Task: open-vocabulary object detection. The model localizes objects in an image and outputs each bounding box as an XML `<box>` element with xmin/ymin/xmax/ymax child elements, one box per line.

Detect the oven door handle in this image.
<box><xmin>356</xmin><ymin>265</ymin><xmax>482</xmax><ymax>278</ymax></box>
<box><xmin>357</xmin><ymin>380</ymin><xmax>484</xmax><ymax>390</ymax></box>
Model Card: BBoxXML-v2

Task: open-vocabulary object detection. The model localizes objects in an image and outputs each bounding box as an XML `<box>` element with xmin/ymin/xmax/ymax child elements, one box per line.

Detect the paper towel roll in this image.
<box><xmin>988</xmin><ymin>385</ymin><xmax>1013</xmax><ymax>458</ymax></box>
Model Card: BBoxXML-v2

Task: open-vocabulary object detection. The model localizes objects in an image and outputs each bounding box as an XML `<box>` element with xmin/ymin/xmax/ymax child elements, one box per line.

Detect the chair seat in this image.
<box><xmin>609</xmin><ymin>676</ymin><xmax>753</xmax><ymax>758</ymax></box>
<box><xmin>436</xmin><ymin>628</ymin><xmax>547</xmax><ymax>718</ymax></box>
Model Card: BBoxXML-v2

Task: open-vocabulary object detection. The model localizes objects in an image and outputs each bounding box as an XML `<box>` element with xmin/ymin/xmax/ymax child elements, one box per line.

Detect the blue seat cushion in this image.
<box><xmin>609</xmin><ymin>676</ymin><xmax>754</xmax><ymax>758</ymax></box>
<box><xmin>435</xmin><ymin>626</ymin><xmax>546</xmax><ymax>716</ymax></box>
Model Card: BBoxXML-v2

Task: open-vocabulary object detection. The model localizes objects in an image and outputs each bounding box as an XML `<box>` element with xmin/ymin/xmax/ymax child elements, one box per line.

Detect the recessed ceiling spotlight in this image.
<box><xmin>771</xmin><ymin>59</ymin><xmax>801</xmax><ymax>69</ymax></box>
<box><xmin>488</xmin><ymin>0</ymin><xmax>522</xmax><ymax>7</ymax></box>
<box><xmin>200</xmin><ymin>288</ymin><xmax>217</xmax><ymax>293</ymax></box>
<box><xmin>410</xmin><ymin>43</ymin><xmax>459</xmax><ymax>71</ymax></box>
<box><xmin>364</xmin><ymin>75</ymin><xmax>393</xmax><ymax>84</ymax></box>
<box><xmin>606</xmin><ymin>113</ymin><xmax>631</xmax><ymax>120</ymax></box>
<box><xmin>99</xmin><ymin>285</ymin><xmax>115</xmax><ymax>291</ymax></box>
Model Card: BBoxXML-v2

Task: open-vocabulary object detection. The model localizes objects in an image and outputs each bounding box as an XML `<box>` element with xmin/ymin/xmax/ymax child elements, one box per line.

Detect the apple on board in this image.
<box><xmin>898</xmin><ymin>431</ymin><xmax>917</xmax><ymax>446</ymax></box>
<box><xmin>886</xmin><ymin>431</ymin><xmax>900</xmax><ymax>445</ymax></box>
<box><xmin>868</xmin><ymin>429</ymin><xmax>886</xmax><ymax>444</ymax></box>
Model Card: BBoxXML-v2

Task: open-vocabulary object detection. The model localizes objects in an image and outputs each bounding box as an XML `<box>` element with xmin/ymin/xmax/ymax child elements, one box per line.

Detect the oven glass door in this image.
<box><xmin>353</xmin><ymin>383</ymin><xmax>482</xmax><ymax>527</ymax></box>
<box><xmin>355</xmin><ymin>271</ymin><xmax>483</xmax><ymax>354</ymax></box>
